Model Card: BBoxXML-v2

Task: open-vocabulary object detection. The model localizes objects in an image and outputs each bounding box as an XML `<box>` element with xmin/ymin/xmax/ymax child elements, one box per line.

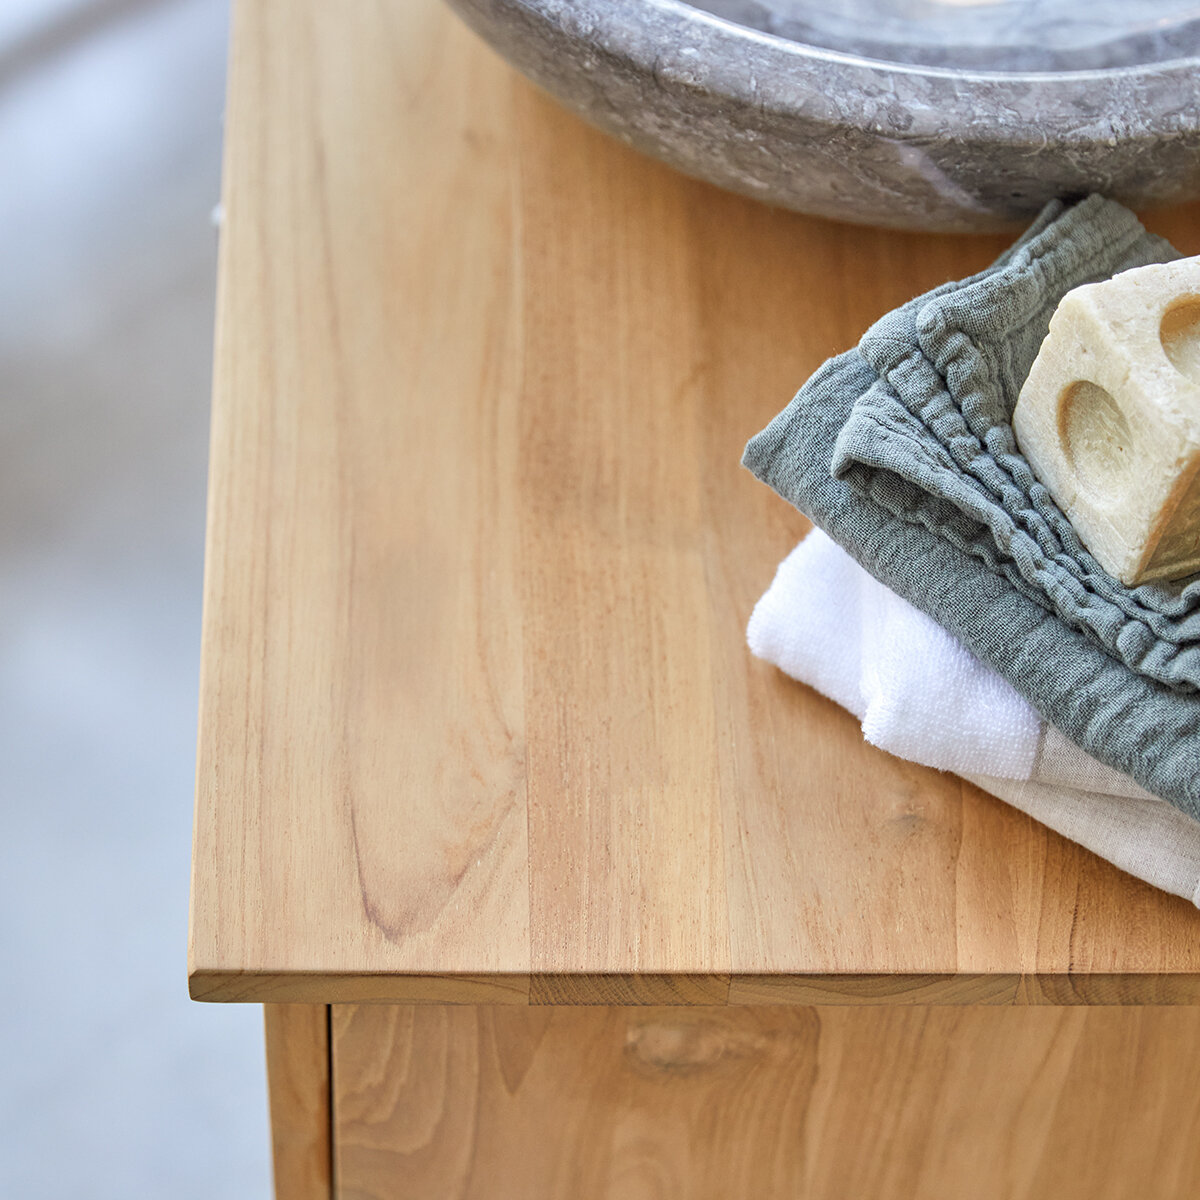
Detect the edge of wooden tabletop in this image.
<box><xmin>188</xmin><ymin>969</ymin><xmax>1200</xmax><ymax>1007</ymax></box>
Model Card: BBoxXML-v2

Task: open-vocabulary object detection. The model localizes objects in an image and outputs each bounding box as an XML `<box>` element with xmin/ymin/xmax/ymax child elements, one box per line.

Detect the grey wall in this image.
<box><xmin>0</xmin><ymin>1</ymin><xmax>271</xmax><ymax>1194</ymax></box>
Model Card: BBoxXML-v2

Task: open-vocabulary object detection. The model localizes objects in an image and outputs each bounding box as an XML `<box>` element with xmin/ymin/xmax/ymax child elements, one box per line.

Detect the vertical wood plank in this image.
<box><xmin>265</xmin><ymin>1004</ymin><xmax>331</xmax><ymax>1200</ymax></box>
<box><xmin>515</xmin><ymin>90</ymin><xmax>729</xmax><ymax>977</ymax></box>
<box><xmin>191</xmin><ymin>0</ymin><xmax>531</xmax><ymax>984</ymax></box>
<box><xmin>684</xmin><ymin>186</ymin><xmax>1011</xmax><ymax>978</ymax></box>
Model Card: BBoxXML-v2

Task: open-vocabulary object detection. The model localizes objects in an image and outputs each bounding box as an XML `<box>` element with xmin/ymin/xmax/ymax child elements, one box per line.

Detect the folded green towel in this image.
<box><xmin>744</xmin><ymin>196</ymin><xmax>1200</xmax><ymax>816</ymax></box>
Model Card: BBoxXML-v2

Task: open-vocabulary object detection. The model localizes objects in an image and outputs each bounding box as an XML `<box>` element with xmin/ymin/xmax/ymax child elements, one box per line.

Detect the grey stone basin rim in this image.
<box><xmin>451</xmin><ymin>0</ymin><xmax>1200</xmax><ymax>229</ymax></box>
<box><xmin>567</xmin><ymin>0</ymin><xmax>1200</xmax><ymax>142</ymax></box>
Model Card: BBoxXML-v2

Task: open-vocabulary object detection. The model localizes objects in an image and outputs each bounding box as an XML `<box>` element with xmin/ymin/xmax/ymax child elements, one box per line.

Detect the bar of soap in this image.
<box><xmin>1013</xmin><ymin>256</ymin><xmax>1200</xmax><ymax>586</ymax></box>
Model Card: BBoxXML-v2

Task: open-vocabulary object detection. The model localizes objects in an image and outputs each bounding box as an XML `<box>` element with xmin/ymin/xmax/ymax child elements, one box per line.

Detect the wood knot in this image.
<box><xmin>624</xmin><ymin>1018</ymin><xmax>764</xmax><ymax>1077</ymax></box>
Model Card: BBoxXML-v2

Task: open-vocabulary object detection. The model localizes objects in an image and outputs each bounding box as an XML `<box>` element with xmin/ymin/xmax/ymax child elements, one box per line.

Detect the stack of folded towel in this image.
<box><xmin>743</xmin><ymin>195</ymin><xmax>1200</xmax><ymax>905</ymax></box>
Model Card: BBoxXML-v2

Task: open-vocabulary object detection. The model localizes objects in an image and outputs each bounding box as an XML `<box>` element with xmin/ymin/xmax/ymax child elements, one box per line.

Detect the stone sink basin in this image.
<box><xmin>445</xmin><ymin>0</ymin><xmax>1200</xmax><ymax>232</ymax></box>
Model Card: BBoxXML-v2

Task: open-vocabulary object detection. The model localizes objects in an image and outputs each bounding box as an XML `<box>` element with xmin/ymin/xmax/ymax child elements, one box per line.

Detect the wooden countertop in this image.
<box><xmin>188</xmin><ymin>0</ymin><xmax>1200</xmax><ymax>1006</ymax></box>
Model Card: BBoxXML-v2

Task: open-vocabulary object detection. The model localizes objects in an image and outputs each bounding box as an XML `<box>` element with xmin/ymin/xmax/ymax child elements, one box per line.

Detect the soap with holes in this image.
<box><xmin>1013</xmin><ymin>257</ymin><xmax>1200</xmax><ymax>585</ymax></box>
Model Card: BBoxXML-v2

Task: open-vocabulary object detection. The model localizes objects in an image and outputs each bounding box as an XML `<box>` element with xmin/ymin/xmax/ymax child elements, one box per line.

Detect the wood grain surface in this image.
<box><xmin>331</xmin><ymin>1003</ymin><xmax>1200</xmax><ymax>1200</ymax></box>
<box><xmin>265</xmin><ymin>1005</ymin><xmax>332</xmax><ymax>1200</ymax></box>
<box><xmin>188</xmin><ymin>0</ymin><xmax>1200</xmax><ymax>1004</ymax></box>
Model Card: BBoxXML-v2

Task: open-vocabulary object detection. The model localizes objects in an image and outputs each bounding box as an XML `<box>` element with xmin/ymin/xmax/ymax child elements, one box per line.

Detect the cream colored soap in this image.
<box><xmin>1013</xmin><ymin>256</ymin><xmax>1200</xmax><ymax>586</ymax></box>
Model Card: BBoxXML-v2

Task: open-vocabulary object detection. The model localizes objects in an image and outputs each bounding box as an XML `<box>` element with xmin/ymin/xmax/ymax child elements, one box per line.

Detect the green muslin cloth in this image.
<box><xmin>743</xmin><ymin>196</ymin><xmax>1200</xmax><ymax>817</ymax></box>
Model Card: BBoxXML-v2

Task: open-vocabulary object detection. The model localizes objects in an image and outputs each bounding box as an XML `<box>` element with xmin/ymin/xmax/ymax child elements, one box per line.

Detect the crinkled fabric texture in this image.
<box><xmin>742</xmin><ymin>199</ymin><xmax>1200</xmax><ymax>817</ymax></box>
<box><xmin>830</xmin><ymin>194</ymin><xmax>1200</xmax><ymax>691</ymax></box>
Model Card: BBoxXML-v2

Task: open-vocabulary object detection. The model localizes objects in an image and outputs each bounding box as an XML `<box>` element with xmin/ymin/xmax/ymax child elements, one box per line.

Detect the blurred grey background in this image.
<box><xmin>0</xmin><ymin>0</ymin><xmax>270</xmax><ymax>1195</ymax></box>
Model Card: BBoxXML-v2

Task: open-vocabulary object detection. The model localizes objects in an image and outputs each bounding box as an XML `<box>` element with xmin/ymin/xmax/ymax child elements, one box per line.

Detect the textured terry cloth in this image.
<box><xmin>748</xmin><ymin>529</ymin><xmax>1151</xmax><ymax>800</ymax></box>
<box><xmin>830</xmin><ymin>195</ymin><xmax>1200</xmax><ymax>693</ymax></box>
<box><xmin>743</xmin><ymin>208</ymin><xmax>1200</xmax><ymax>817</ymax></box>
<box><xmin>749</xmin><ymin>532</ymin><xmax>1200</xmax><ymax>906</ymax></box>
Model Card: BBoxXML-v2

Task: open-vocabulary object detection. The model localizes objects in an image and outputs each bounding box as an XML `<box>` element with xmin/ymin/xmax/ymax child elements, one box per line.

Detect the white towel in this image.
<box><xmin>749</xmin><ymin>529</ymin><xmax>1200</xmax><ymax>906</ymax></box>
